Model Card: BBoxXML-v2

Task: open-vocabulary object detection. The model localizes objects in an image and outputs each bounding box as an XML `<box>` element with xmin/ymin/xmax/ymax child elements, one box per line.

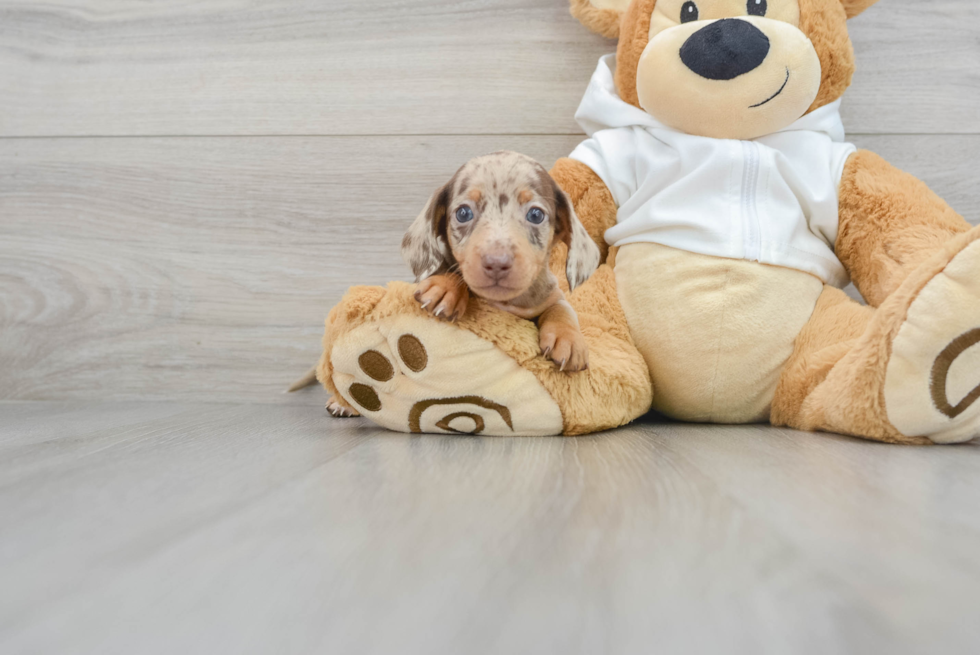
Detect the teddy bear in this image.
<box><xmin>316</xmin><ymin>0</ymin><xmax>980</xmax><ymax>445</ymax></box>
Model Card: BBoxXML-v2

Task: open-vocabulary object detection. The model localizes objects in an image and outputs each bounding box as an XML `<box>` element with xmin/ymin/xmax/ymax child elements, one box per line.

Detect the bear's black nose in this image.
<box><xmin>680</xmin><ymin>19</ymin><xmax>770</xmax><ymax>81</ymax></box>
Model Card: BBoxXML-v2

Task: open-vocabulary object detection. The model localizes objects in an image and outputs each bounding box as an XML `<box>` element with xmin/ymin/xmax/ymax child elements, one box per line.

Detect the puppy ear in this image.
<box><xmin>840</xmin><ymin>0</ymin><xmax>881</xmax><ymax>19</ymax></box>
<box><xmin>553</xmin><ymin>183</ymin><xmax>601</xmax><ymax>292</ymax></box>
<box><xmin>569</xmin><ymin>0</ymin><xmax>632</xmax><ymax>39</ymax></box>
<box><xmin>401</xmin><ymin>183</ymin><xmax>454</xmax><ymax>282</ymax></box>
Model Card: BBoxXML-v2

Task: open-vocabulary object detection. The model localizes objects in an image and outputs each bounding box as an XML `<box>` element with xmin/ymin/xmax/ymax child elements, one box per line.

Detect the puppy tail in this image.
<box><xmin>285</xmin><ymin>365</ymin><xmax>319</xmax><ymax>393</ymax></box>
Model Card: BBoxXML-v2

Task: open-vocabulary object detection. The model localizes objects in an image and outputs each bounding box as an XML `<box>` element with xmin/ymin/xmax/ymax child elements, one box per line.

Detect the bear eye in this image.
<box><xmin>681</xmin><ymin>1</ymin><xmax>699</xmax><ymax>23</ymax></box>
<box><xmin>747</xmin><ymin>0</ymin><xmax>767</xmax><ymax>16</ymax></box>
<box><xmin>455</xmin><ymin>206</ymin><xmax>474</xmax><ymax>223</ymax></box>
<box><xmin>526</xmin><ymin>208</ymin><xmax>546</xmax><ymax>225</ymax></box>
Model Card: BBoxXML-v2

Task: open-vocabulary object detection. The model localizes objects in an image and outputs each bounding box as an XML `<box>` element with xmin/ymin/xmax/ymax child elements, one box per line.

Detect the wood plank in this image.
<box><xmin>0</xmin><ymin>0</ymin><xmax>977</xmax><ymax>137</ymax></box>
<box><xmin>652</xmin><ymin>423</ymin><xmax>980</xmax><ymax>650</ymax></box>
<box><xmin>1</xmin><ymin>403</ymin><xmax>978</xmax><ymax>653</ymax></box>
<box><xmin>2</xmin><ymin>134</ymin><xmax>978</xmax><ymax>404</ymax></box>
<box><xmin>844</xmin><ymin>2</ymin><xmax>980</xmax><ymax>135</ymax></box>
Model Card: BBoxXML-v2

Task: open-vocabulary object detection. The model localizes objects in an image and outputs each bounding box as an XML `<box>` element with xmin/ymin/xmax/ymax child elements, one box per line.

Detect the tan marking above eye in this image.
<box><xmin>518</xmin><ymin>190</ymin><xmax>534</xmax><ymax>205</ymax></box>
<box><xmin>358</xmin><ymin>350</ymin><xmax>394</xmax><ymax>382</ymax></box>
<box><xmin>398</xmin><ymin>334</ymin><xmax>428</xmax><ymax>372</ymax></box>
<box><xmin>468</xmin><ymin>189</ymin><xmax>483</xmax><ymax>203</ymax></box>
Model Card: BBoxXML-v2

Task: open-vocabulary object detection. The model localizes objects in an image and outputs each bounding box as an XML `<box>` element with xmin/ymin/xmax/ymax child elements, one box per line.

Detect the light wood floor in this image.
<box><xmin>3</xmin><ymin>402</ymin><xmax>980</xmax><ymax>654</ymax></box>
<box><xmin>2</xmin><ymin>1</ymin><xmax>980</xmax><ymax>653</ymax></box>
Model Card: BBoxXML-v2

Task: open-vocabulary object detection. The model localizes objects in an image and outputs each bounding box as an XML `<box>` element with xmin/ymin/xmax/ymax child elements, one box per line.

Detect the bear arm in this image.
<box><xmin>837</xmin><ymin>149</ymin><xmax>972</xmax><ymax>307</ymax></box>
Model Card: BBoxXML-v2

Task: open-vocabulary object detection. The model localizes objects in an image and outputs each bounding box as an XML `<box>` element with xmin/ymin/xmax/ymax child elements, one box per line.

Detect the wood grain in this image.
<box><xmin>2</xmin><ymin>134</ymin><xmax>978</xmax><ymax>404</ymax></box>
<box><xmin>0</xmin><ymin>0</ymin><xmax>977</xmax><ymax>137</ymax></box>
<box><xmin>1</xmin><ymin>402</ymin><xmax>978</xmax><ymax>653</ymax></box>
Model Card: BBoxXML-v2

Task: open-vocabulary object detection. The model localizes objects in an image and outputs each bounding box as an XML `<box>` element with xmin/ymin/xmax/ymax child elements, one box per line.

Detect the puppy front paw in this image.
<box><xmin>327</xmin><ymin>396</ymin><xmax>360</xmax><ymax>418</ymax></box>
<box><xmin>539</xmin><ymin>324</ymin><xmax>589</xmax><ymax>373</ymax></box>
<box><xmin>414</xmin><ymin>274</ymin><xmax>469</xmax><ymax>322</ymax></box>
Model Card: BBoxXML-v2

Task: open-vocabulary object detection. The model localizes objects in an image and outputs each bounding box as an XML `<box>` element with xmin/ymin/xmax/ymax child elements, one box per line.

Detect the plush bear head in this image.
<box><xmin>569</xmin><ymin>0</ymin><xmax>880</xmax><ymax>139</ymax></box>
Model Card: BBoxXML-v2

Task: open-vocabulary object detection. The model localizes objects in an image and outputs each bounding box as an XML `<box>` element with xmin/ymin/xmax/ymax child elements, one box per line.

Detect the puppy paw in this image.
<box><xmin>414</xmin><ymin>274</ymin><xmax>469</xmax><ymax>322</ymax></box>
<box><xmin>327</xmin><ymin>396</ymin><xmax>360</xmax><ymax>418</ymax></box>
<box><xmin>539</xmin><ymin>324</ymin><xmax>589</xmax><ymax>373</ymax></box>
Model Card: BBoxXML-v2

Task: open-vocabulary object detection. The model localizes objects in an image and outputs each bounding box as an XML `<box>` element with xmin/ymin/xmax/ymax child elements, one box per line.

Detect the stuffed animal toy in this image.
<box><xmin>317</xmin><ymin>0</ymin><xmax>980</xmax><ymax>444</ymax></box>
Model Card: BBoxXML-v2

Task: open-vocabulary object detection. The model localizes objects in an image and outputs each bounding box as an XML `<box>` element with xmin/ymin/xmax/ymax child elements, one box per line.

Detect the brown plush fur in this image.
<box><xmin>798</xmin><ymin>0</ymin><xmax>856</xmax><ymax>112</ymax></box>
<box><xmin>318</xmin><ymin>274</ymin><xmax>652</xmax><ymax>436</ymax></box>
<box><xmin>614</xmin><ymin>0</ymin><xmax>656</xmax><ymax>108</ymax></box>
<box><xmin>837</xmin><ymin>150</ymin><xmax>972</xmax><ymax>307</ymax></box>
<box><xmin>569</xmin><ymin>0</ymin><xmax>625</xmax><ymax>39</ymax></box>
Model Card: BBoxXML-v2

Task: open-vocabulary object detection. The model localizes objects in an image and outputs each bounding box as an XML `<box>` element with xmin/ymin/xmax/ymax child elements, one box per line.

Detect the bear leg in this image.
<box><xmin>773</xmin><ymin>227</ymin><xmax>980</xmax><ymax>444</ymax></box>
<box><xmin>838</xmin><ymin>150</ymin><xmax>974</xmax><ymax>307</ymax></box>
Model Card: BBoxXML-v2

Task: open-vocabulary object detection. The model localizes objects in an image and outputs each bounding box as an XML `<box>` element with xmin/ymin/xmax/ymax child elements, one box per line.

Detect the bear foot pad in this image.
<box><xmin>330</xmin><ymin>314</ymin><xmax>563</xmax><ymax>436</ymax></box>
<box><xmin>886</xmin><ymin>238</ymin><xmax>980</xmax><ymax>444</ymax></box>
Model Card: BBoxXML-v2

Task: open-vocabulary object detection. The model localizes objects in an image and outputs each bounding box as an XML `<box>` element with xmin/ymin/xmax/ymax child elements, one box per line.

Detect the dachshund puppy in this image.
<box><xmin>288</xmin><ymin>151</ymin><xmax>602</xmax><ymax>413</ymax></box>
<box><xmin>402</xmin><ymin>151</ymin><xmax>601</xmax><ymax>371</ymax></box>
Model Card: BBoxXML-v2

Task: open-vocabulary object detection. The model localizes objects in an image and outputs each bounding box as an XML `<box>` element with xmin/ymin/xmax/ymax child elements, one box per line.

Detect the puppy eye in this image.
<box><xmin>681</xmin><ymin>1</ymin><xmax>699</xmax><ymax>23</ymax></box>
<box><xmin>526</xmin><ymin>208</ymin><xmax>546</xmax><ymax>225</ymax></box>
<box><xmin>747</xmin><ymin>0</ymin><xmax>767</xmax><ymax>16</ymax></box>
<box><xmin>455</xmin><ymin>206</ymin><xmax>474</xmax><ymax>223</ymax></box>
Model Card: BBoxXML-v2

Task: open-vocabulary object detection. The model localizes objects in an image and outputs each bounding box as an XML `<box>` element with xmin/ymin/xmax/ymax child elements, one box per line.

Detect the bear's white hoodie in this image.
<box><xmin>569</xmin><ymin>54</ymin><xmax>856</xmax><ymax>287</ymax></box>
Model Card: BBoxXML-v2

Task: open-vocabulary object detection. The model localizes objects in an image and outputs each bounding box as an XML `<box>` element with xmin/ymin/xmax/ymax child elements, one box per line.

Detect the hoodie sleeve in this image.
<box><xmin>568</xmin><ymin>127</ymin><xmax>638</xmax><ymax>209</ymax></box>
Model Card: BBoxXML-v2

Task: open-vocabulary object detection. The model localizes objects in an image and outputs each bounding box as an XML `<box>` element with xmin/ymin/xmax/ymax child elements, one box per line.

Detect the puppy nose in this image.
<box><xmin>481</xmin><ymin>253</ymin><xmax>513</xmax><ymax>280</ymax></box>
<box><xmin>680</xmin><ymin>19</ymin><xmax>770</xmax><ymax>81</ymax></box>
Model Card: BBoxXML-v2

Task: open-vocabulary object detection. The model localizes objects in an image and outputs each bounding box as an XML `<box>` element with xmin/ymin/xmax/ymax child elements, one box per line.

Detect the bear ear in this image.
<box><xmin>841</xmin><ymin>0</ymin><xmax>881</xmax><ymax>19</ymax></box>
<box><xmin>569</xmin><ymin>0</ymin><xmax>633</xmax><ymax>39</ymax></box>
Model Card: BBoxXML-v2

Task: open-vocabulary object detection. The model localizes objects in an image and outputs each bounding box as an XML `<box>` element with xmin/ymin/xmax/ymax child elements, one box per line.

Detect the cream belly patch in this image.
<box><xmin>615</xmin><ymin>242</ymin><xmax>824</xmax><ymax>424</ymax></box>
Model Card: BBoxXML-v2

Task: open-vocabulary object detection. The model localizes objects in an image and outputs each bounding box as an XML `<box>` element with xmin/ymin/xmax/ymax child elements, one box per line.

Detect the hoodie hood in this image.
<box><xmin>575</xmin><ymin>54</ymin><xmax>848</xmax><ymax>144</ymax></box>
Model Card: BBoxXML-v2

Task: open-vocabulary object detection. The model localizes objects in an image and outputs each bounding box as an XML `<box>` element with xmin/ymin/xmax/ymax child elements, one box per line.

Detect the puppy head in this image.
<box><xmin>571</xmin><ymin>0</ymin><xmax>879</xmax><ymax>140</ymax></box>
<box><xmin>401</xmin><ymin>151</ymin><xmax>600</xmax><ymax>302</ymax></box>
